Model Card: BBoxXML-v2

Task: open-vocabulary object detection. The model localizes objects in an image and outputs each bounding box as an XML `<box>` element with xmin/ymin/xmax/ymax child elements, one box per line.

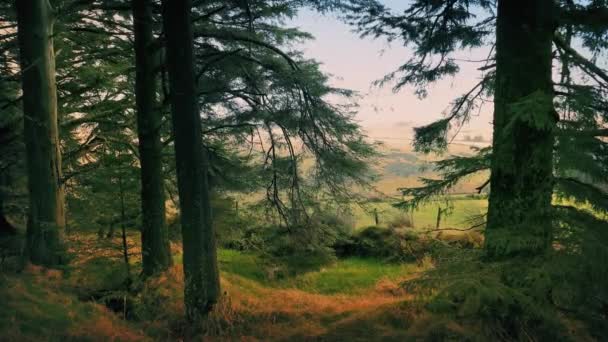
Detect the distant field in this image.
<box><xmin>352</xmin><ymin>145</ymin><xmax>489</xmax><ymax>230</ymax></box>
<box><xmin>235</xmin><ymin>143</ymin><xmax>491</xmax><ymax>229</ymax></box>
<box><xmin>350</xmin><ymin>196</ymin><xmax>488</xmax><ymax>230</ymax></box>
<box><xmin>372</xmin><ymin>145</ymin><xmax>490</xmax><ymax>196</ymax></box>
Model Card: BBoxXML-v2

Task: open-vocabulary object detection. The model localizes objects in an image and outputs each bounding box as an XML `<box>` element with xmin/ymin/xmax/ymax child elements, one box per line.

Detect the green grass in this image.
<box><xmin>352</xmin><ymin>196</ymin><xmax>488</xmax><ymax>230</ymax></box>
<box><xmin>0</xmin><ymin>272</ymin><xmax>145</xmax><ymax>341</ymax></box>
<box><xmin>216</xmin><ymin>249</ymin><xmax>420</xmax><ymax>295</ymax></box>
<box><xmin>276</xmin><ymin>257</ymin><xmax>418</xmax><ymax>295</ymax></box>
<box><xmin>218</xmin><ymin>249</ymin><xmax>267</xmax><ymax>283</ymax></box>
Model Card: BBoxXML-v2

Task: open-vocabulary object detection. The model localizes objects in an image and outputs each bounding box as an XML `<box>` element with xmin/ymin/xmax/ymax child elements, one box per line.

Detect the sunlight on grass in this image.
<box><xmin>352</xmin><ymin>197</ymin><xmax>488</xmax><ymax>229</ymax></box>
<box><xmin>217</xmin><ymin>249</ymin><xmax>267</xmax><ymax>283</ymax></box>
<box><xmin>278</xmin><ymin>258</ymin><xmax>420</xmax><ymax>295</ymax></box>
<box><xmin>213</xmin><ymin>249</ymin><xmax>422</xmax><ymax>295</ymax></box>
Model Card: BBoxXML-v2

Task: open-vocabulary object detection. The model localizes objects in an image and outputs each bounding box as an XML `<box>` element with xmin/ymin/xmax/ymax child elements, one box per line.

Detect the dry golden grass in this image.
<box><xmin>137</xmin><ymin>261</ymin><xmax>422</xmax><ymax>341</ymax></box>
<box><xmin>53</xmin><ymin>231</ymin><xmax>438</xmax><ymax>340</ymax></box>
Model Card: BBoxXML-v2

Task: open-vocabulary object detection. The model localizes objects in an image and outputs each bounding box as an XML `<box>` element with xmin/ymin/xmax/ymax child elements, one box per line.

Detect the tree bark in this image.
<box><xmin>485</xmin><ymin>0</ymin><xmax>556</xmax><ymax>259</ymax></box>
<box><xmin>0</xmin><ymin>179</ymin><xmax>16</xmax><ymax>236</ymax></box>
<box><xmin>161</xmin><ymin>0</ymin><xmax>220</xmax><ymax>320</ymax></box>
<box><xmin>118</xmin><ymin>176</ymin><xmax>131</xmax><ymax>283</ymax></box>
<box><xmin>16</xmin><ymin>0</ymin><xmax>65</xmax><ymax>266</ymax></box>
<box><xmin>132</xmin><ymin>0</ymin><xmax>172</xmax><ymax>276</ymax></box>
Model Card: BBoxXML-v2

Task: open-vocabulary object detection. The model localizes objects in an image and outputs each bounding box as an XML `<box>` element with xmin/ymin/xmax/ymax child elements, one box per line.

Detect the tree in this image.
<box><xmin>161</xmin><ymin>0</ymin><xmax>220</xmax><ymax>320</ymax></box>
<box><xmin>345</xmin><ymin>0</ymin><xmax>608</xmax><ymax>259</ymax></box>
<box><xmin>16</xmin><ymin>0</ymin><xmax>65</xmax><ymax>265</ymax></box>
<box><xmin>0</xmin><ymin>120</ymin><xmax>19</xmax><ymax>236</ymax></box>
<box><xmin>0</xmin><ymin>72</ymin><xmax>21</xmax><ymax>236</ymax></box>
<box><xmin>132</xmin><ymin>0</ymin><xmax>172</xmax><ymax>276</ymax></box>
<box><xmin>484</xmin><ymin>0</ymin><xmax>556</xmax><ymax>258</ymax></box>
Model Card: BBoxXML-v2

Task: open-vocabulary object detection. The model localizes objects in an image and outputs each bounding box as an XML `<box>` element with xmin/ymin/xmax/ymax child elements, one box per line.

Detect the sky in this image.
<box><xmin>288</xmin><ymin>1</ymin><xmax>494</xmax><ymax>146</ymax></box>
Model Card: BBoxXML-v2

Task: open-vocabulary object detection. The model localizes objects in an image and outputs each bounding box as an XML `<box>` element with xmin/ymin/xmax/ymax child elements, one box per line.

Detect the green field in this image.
<box><xmin>351</xmin><ymin>196</ymin><xmax>488</xmax><ymax>230</ymax></box>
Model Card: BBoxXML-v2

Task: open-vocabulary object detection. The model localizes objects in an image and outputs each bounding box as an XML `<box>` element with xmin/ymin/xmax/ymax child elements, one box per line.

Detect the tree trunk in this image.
<box><xmin>0</xmin><ymin>188</ymin><xmax>16</xmax><ymax>236</ymax></box>
<box><xmin>118</xmin><ymin>176</ymin><xmax>131</xmax><ymax>283</ymax></box>
<box><xmin>485</xmin><ymin>0</ymin><xmax>556</xmax><ymax>259</ymax></box>
<box><xmin>435</xmin><ymin>207</ymin><xmax>442</xmax><ymax>230</ymax></box>
<box><xmin>16</xmin><ymin>0</ymin><xmax>65</xmax><ymax>266</ymax></box>
<box><xmin>161</xmin><ymin>0</ymin><xmax>220</xmax><ymax>320</ymax></box>
<box><xmin>132</xmin><ymin>0</ymin><xmax>172</xmax><ymax>276</ymax></box>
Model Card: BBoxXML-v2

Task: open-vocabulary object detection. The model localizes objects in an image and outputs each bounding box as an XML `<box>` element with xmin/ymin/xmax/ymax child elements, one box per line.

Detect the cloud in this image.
<box><xmin>394</xmin><ymin>121</ymin><xmax>414</xmax><ymax>127</ymax></box>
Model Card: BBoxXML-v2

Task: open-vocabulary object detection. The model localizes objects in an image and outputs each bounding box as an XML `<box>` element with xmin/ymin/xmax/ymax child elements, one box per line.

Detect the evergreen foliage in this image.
<box><xmin>2</xmin><ymin>0</ymin><xmax>607</xmax><ymax>338</ymax></box>
<box><xmin>342</xmin><ymin>0</ymin><xmax>608</xmax><ymax>337</ymax></box>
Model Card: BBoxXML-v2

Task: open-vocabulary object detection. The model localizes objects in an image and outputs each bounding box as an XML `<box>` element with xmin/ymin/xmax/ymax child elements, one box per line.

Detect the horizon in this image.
<box><xmin>290</xmin><ymin>4</ymin><xmax>494</xmax><ymax>149</ymax></box>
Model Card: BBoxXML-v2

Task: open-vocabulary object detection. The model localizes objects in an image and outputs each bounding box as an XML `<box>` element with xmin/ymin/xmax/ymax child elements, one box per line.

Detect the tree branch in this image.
<box><xmin>559</xmin><ymin>5</ymin><xmax>608</xmax><ymax>30</ymax></box>
<box><xmin>554</xmin><ymin>35</ymin><xmax>608</xmax><ymax>85</ymax></box>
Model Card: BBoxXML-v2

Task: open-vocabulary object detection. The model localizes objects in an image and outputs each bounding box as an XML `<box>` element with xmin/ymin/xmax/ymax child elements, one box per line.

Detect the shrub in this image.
<box><xmin>338</xmin><ymin>226</ymin><xmax>432</xmax><ymax>262</ymax></box>
<box><xmin>434</xmin><ymin>230</ymin><xmax>484</xmax><ymax>249</ymax></box>
<box><xmin>264</xmin><ymin>210</ymin><xmax>355</xmax><ymax>274</ymax></box>
<box><xmin>387</xmin><ymin>214</ymin><xmax>413</xmax><ymax>229</ymax></box>
<box><xmin>265</xmin><ymin>225</ymin><xmax>338</xmax><ymax>275</ymax></box>
<box><xmin>402</xmin><ymin>248</ymin><xmax>583</xmax><ymax>341</ymax></box>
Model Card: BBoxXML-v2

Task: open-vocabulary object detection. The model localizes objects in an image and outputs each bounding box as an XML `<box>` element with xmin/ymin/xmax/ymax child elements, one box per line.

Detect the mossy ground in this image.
<box><xmin>0</xmin><ymin>265</ymin><xmax>147</xmax><ymax>341</ymax></box>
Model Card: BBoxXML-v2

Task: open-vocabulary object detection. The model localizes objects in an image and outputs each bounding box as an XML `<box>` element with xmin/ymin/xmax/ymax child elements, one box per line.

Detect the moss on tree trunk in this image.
<box><xmin>16</xmin><ymin>0</ymin><xmax>65</xmax><ymax>265</ymax></box>
<box><xmin>485</xmin><ymin>0</ymin><xmax>557</xmax><ymax>259</ymax></box>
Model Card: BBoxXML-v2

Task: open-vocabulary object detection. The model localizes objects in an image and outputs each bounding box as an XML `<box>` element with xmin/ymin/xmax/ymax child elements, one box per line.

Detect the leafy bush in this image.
<box><xmin>263</xmin><ymin>210</ymin><xmax>356</xmax><ymax>275</ymax></box>
<box><xmin>402</xmin><ymin>242</ymin><xmax>604</xmax><ymax>341</ymax></box>
<box><xmin>427</xmin><ymin>277</ymin><xmax>563</xmax><ymax>341</ymax></box>
<box><xmin>265</xmin><ymin>226</ymin><xmax>339</xmax><ymax>275</ymax></box>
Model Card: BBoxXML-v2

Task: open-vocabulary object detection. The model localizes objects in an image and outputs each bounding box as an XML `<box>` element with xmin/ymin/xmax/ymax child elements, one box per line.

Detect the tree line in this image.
<box><xmin>1</xmin><ymin>0</ymin><xmax>376</xmax><ymax>320</ymax></box>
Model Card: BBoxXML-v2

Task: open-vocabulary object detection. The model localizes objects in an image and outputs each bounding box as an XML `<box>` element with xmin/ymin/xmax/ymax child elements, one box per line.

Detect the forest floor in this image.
<box><xmin>1</xmin><ymin>232</ymin><xmax>437</xmax><ymax>341</ymax></box>
<box><xmin>3</xmin><ymin>197</ymin><xmax>597</xmax><ymax>341</ymax></box>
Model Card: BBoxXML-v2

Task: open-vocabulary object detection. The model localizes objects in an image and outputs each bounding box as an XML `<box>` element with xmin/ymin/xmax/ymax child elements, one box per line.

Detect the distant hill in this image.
<box><xmin>372</xmin><ymin>143</ymin><xmax>490</xmax><ymax>197</ymax></box>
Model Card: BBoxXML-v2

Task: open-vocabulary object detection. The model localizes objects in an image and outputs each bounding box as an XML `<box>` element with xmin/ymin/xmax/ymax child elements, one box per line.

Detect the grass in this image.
<box><xmin>352</xmin><ymin>196</ymin><xmax>488</xmax><ymax>230</ymax></box>
<box><xmin>119</xmin><ymin>246</ymin><xmax>427</xmax><ymax>340</ymax></box>
<box><xmin>212</xmin><ymin>249</ymin><xmax>423</xmax><ymax>295</ymax></box>
<box><xmin>0</xmin><ymin>265</ymin><xmax>146</xmax><ymax>341</ymax></box>
<box><xmin>276</xmin><ymin>257</ymin><xmax>421</xmax><ymax>295</ymax></box>
<box><xmin>0</xmin><ymin>189</ymin><xmax>487</xmax><ymax>341</ymax></box>
<box><xmin>217</xmin><ymin>249</ymin><xmax>267</xmax><ymax>283</ymax></box>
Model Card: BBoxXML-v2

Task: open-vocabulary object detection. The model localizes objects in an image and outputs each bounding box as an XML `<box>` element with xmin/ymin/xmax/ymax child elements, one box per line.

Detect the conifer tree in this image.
<box><xmin>485</xmin><ymin>0</ymin><xmax>556</xmax><ymax>257</ymax></box>
<box><xmin>344</xmin><ymin>0</ymin><xmax>608</xmax><ymax>258</ymax></box>
<box><xmin>16</xmin><ymin>0</ymin><xmax>65</xmax><ymax>265</ymax></box>
<box><xmin>132</xmin><ymin>0</ymin><xmax>172</xmax><ymax>276</ymax></box>
<box><xmin>161</xmin><ymin>0</ymin><xmax>220</xmax><ymax>320</ymax></box>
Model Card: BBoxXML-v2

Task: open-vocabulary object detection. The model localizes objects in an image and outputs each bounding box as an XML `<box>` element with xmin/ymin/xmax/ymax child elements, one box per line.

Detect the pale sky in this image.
<box><xmin>290</xmin><ymin>2</ymin><xmax>494</xmax><ymax>146</ymax></box>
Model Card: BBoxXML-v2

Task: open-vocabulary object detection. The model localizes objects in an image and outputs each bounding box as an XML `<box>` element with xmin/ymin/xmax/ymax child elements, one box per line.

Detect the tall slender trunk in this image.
<box><xmin>132</xmin><ymin>0</ymin><xmax>172</xmax><ymax>276</ymax></box>
<box><xmin>16</xmin><ymin>0</ymin><xmax>65</xmax><ymax>266</ymax></box>
<box><xmin>485</xmin><ymin>0</ymin><xmax>556</xmax><ymax>259</ymax></box>
<box><xmin>118</xmin><ymin>176</ymin><xmax>131</xmax><ymax>282</ymax></box>
<box><xmin>0</xmin><ymin>176</ymin><xmax>16</xmax><ymax>235</ymax></box>
<box><xmin>161</xmin><ymin>0</ymin><xmax>220</xmax><ymax>320</ymax></box>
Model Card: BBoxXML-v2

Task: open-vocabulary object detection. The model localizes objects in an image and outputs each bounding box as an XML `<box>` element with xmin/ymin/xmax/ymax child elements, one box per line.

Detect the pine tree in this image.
<box><xmin>485</xmin><ymin>0</ymin><xmax>556</xmax><ymax>258</ymax></box>
<box><xmin>0</xmin><ymin>73</ymin><xmax>21</xmax><ymax>236</ymax></box>
<box><xmin>132</xmin><ymin>0</ymin><xmax>172</xmax><ymax>276</ymax></box>
<box><xmin>161</xmin><ymin>0</ymin><xmax>220</xmax><ymax>320</ymax></box>
<box><xmin>16</xmin><ymin>0</ymin><xmax>66</xmax><ymax>265</ymax></box>
<box><xmin>344</xmin><ymin>0</ymin><xmax>608</xmax><ymax>258</ymax></box>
